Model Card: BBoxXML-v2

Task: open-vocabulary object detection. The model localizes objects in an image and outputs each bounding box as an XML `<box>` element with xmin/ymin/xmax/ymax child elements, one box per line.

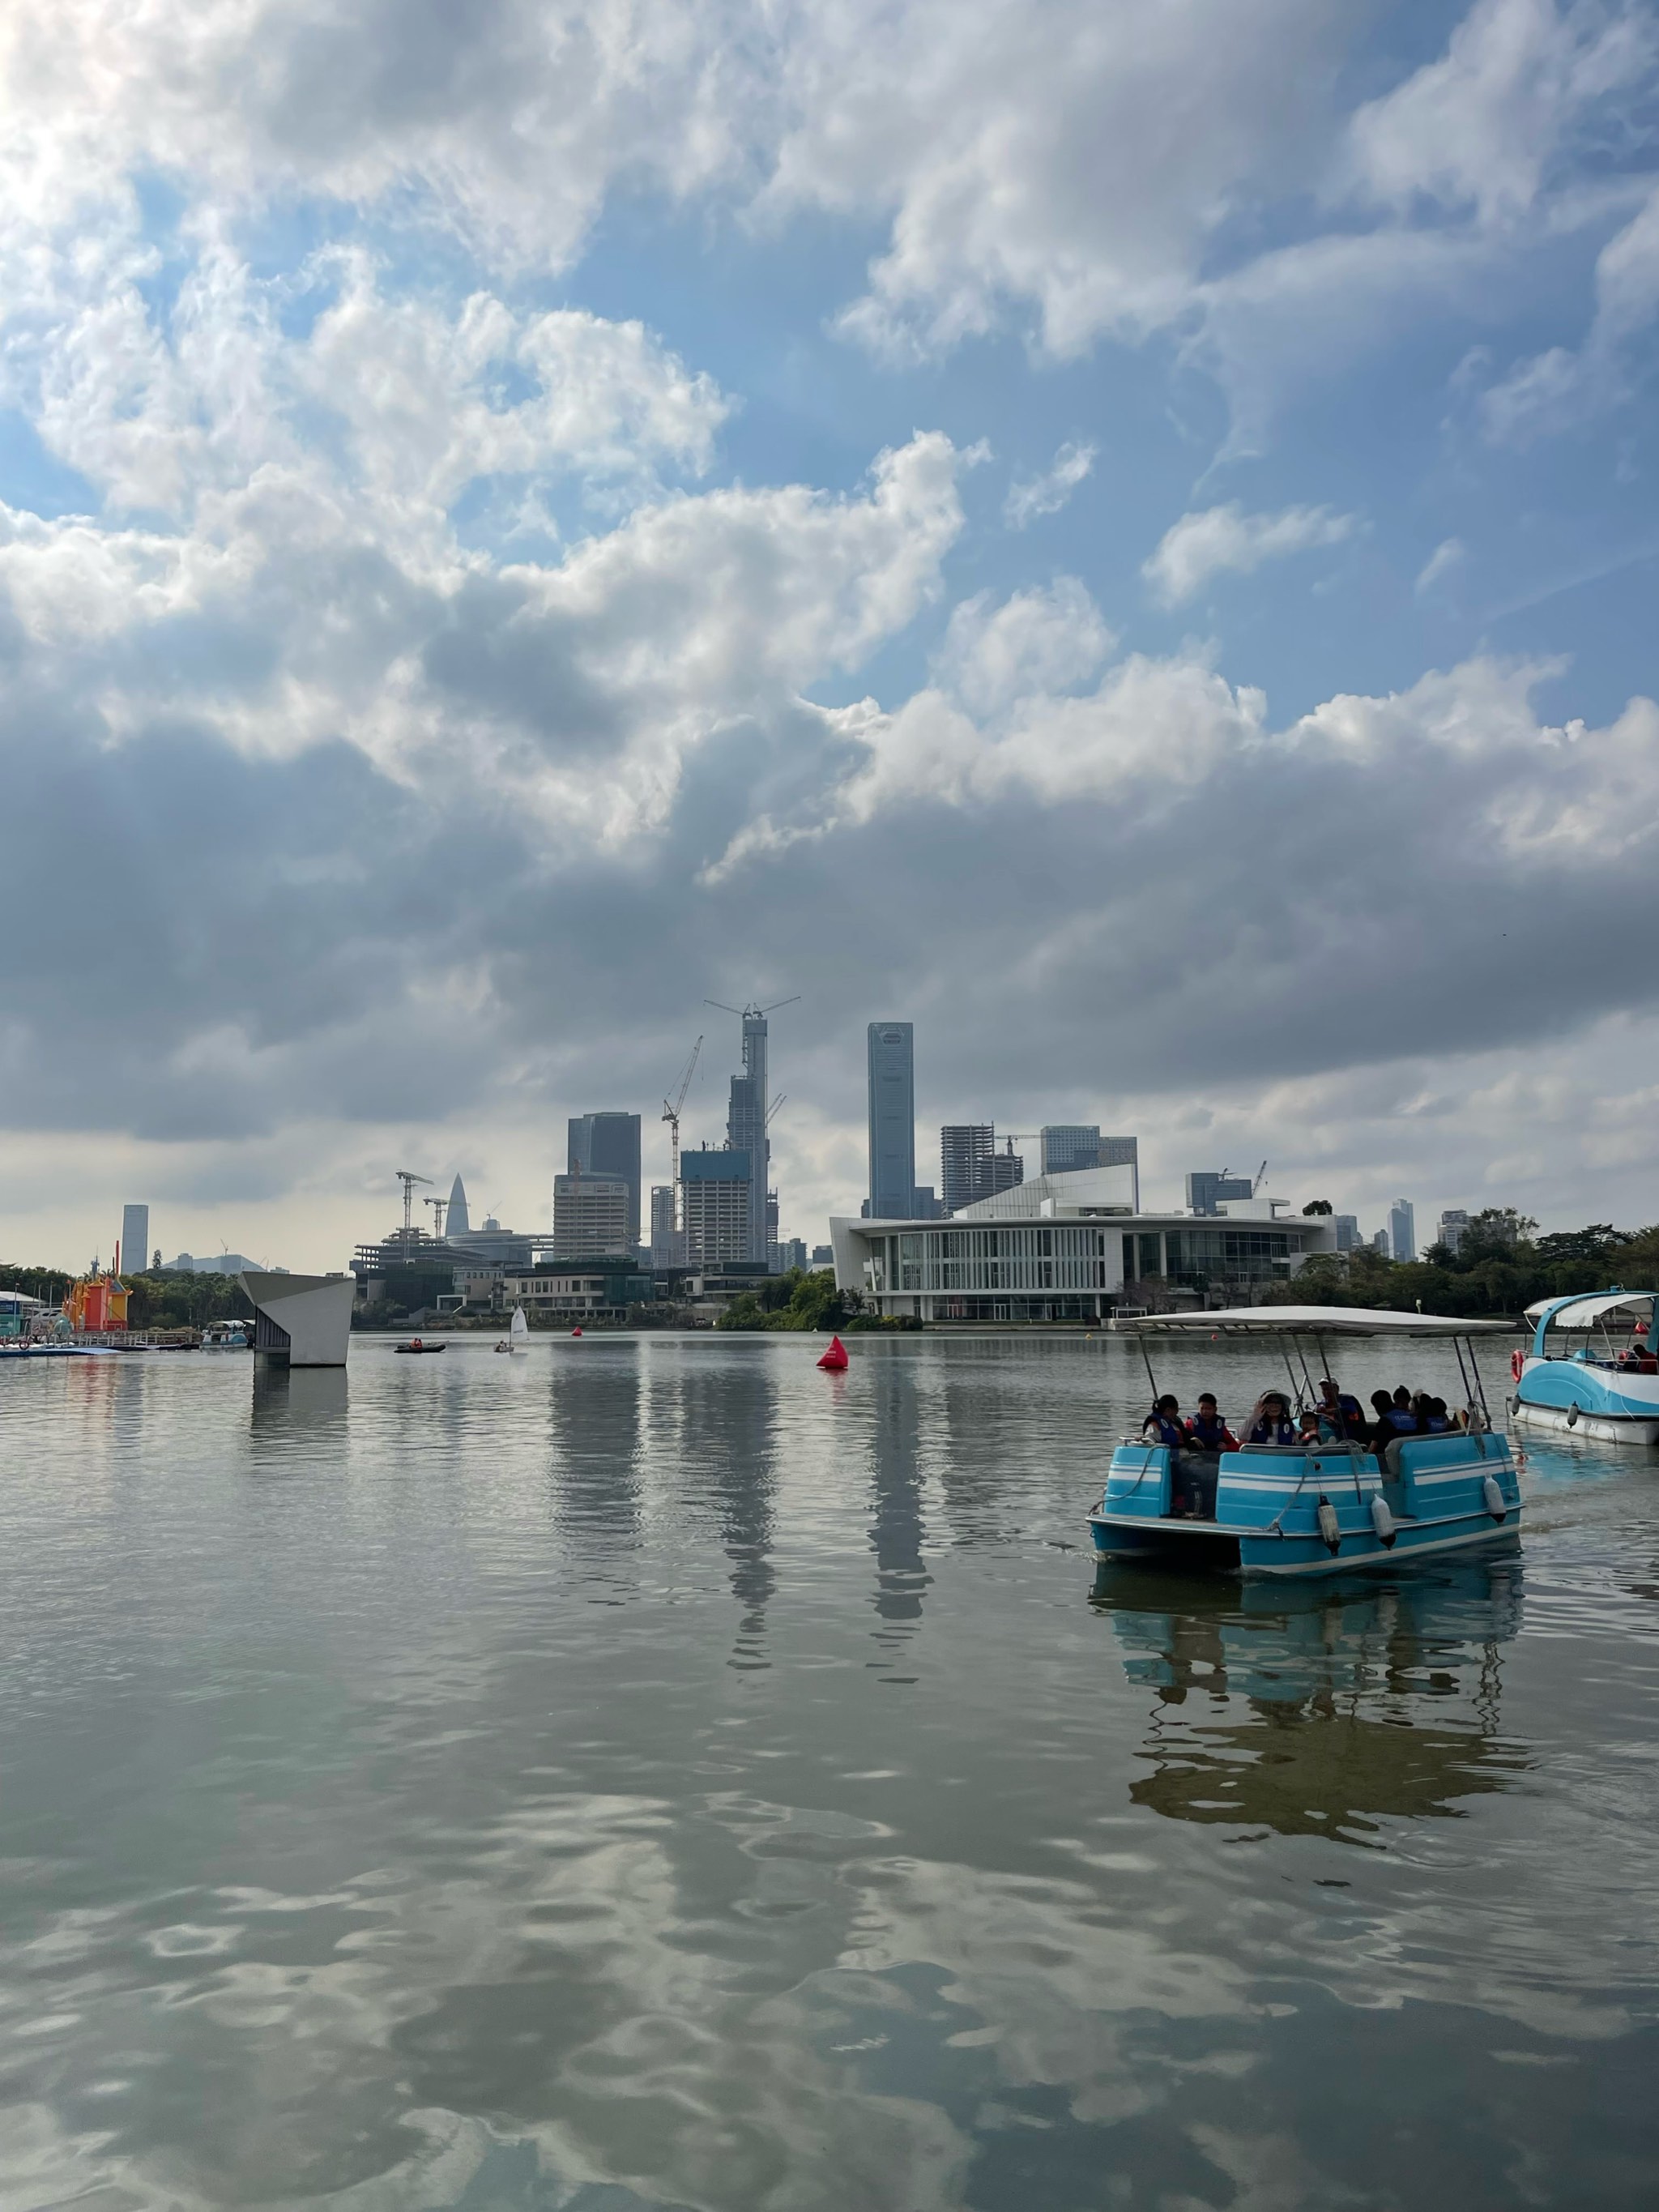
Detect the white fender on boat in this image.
<box><xmin>1316</xmin><ymin>1497</ymin><xmax>1341</xmax><ymax>1553</ymax></box>
<box><xmin>1482</xmin><ymin>1474</ymin><xmax>1506</xmax><ymax>1520</ymax></box>
<box><xmin>1370</xmin><ymin>1492</ymin><xmax>1397</xmax><ymax>1548</ymax></box>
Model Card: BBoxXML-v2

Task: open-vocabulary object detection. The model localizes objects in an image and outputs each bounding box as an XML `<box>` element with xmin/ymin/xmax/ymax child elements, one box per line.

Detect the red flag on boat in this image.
<box><xmin>817</xmin><ymin>1335</ymin><xmax>849</xmax><ymax>1371</ymax></box>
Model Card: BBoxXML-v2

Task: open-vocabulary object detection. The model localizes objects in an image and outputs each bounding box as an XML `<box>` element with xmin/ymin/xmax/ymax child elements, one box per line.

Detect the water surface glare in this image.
<box><xmin>2</xmin><ymin>1334</ymin><xmax>1657</xmax><ymax>2209</ymax></box>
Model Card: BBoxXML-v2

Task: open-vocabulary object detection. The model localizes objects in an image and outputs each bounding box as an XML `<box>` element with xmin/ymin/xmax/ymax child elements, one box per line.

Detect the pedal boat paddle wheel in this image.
<box><xmin>1090</xmin><ymin>1306</ymin><xmax>1520</xmax><ymax>1578</ymax></box>
<box><xmin>1512</xmin><ymin>1289</ymin><xmax>1659</xmax><ymax>1445</ymax></box>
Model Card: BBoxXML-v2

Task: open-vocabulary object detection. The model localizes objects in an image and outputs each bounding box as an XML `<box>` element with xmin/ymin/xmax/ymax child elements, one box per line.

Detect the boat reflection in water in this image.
<box><xmin>1090</xmin><ymin>1557</ymin><xmax>1526</xmax><ymax>1843</ymax></box>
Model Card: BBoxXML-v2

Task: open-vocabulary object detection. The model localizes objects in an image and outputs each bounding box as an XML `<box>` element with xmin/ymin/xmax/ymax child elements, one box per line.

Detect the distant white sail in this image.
<box><xmin>510</xmin><ymin>1306</ymin><xmax>528</xmax><ymax>1339</ymax></box>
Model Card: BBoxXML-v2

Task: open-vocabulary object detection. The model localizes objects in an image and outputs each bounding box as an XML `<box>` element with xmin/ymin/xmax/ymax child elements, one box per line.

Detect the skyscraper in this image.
<box><xmin>867</xmin><ymin>1023</ymin><xmax>916</xmax><ymax>1219</ymax></box>
<box><xmin>681</xmin><ymin>1147</ymin><xmax>753</xmax><ymax>1267</ymax></box>
<box><xmin>1335</xmin><ymin>1214</ymin><xmax>1360</xmax><ymax>1253</ymax></box>
<box><xmin>552</xmin><ymin>1174</ymin><xmax>632</xmax><ymax>1258</ymax></box>
<box><xmin>567</xmin><ymin>1112</ymin><xmax>642</xmax><ymax>1245</ymax></box>
<box><xmin>1388</xmin><ymin>1198</ymin><xmax>1416</xmax><ymax>1262</ymax></box>
<box><xmin>940</xmin><ymin>1124</ymin><xmax>994</xmax><ymax>1212</ymax></box>
<box><xmin>1437</xmin><ymin>1208</ymin><xmax>1469</xmax><ymax>1256</ymax></box>
<box><xmin>721</xmin><ymin>1009</ymin><xmax>777</xmax><ymax>1264</ymax></box>
<box><xmin>120</xmin><ymin>1204</ymin><xmax>148</xmax><ymax>1277</ymax></box>
<box><xmin>446</xmin><ymin>1174</ymin><xmax>471</xmax><ymax>1237</ymax></box>
<box><xmin>1099</xmin><ymin>1136</ymin><xmax>1141</xmax><ymax>1211</ymax></box>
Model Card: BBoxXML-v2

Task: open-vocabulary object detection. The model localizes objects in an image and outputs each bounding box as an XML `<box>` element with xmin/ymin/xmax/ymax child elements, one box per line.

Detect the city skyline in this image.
<box><xmin>3</xmin><ymin>6</ymin><xmax>1659</xmax><ymax>1275</ymax></box>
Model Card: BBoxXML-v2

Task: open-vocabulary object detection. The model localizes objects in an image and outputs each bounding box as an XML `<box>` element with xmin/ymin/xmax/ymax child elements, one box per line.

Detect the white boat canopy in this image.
<box><xmin>1111</xmin><ymin>1304</ymin><xmax>1513</xmax><ymax>1338</ymax></box>
<box><xmin>1524</xmin><ymin>1291</ymin><xmax>1653</xmax><ymax>1328</ymax></box>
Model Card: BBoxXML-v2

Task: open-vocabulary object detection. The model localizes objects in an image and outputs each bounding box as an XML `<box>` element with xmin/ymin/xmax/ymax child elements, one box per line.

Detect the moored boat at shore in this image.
<box><xmin>1089</xmin><ymin>1305</ymin><xmax>1520</xmax><ymax>1578</ymax></box>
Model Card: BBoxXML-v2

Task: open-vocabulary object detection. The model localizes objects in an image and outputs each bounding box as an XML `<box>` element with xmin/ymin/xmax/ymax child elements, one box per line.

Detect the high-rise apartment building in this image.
<box><xmin>681</xmin><ymin>1147</ymin><xmax>753</xmax><ymax>1268</ymax></box>
<box><xmin>940</xmin><ymin>1125</ymin><xmax>994</xmax><ymax>1212</ymax></box>
<box><xmin>120</xmin><ymin>1204</ymin><xmax>149</xmax><ymax>1276</ymax></box>
<box><xmin>552</xmin><ymin>1174</ymin><xmax>632</xmax><ymax>1258</ymax></box>
<box><xmin>650</xmin><ymin>1185</ymin><xmax>684</xmax><ymax>1269</ymax></box>
<box><xmin>1388</xmin><ymin>1199</ymin><xmax>1416</xmax><ymax>1263</ymax></box>
<box><xmin>867</xmin><ymin>1023</ymin><xmax>916</xmax><ymax>1221</ymax></box>
<box><xmin>989</xmin><ymin>1142</ymin><xmax>1024</xmax><ymax>1196</ymax></box>
<box><xmin>1335</xmin><ymin>1214</ymin><xmax>1360</xmax><ymax>1253</ymax></box>
<box><xmin>567</xmin><ymin>1112</ymin><xmax>642</xmax><ymax>1245</ymax></box>
<box><xmin>1186</xmin><ymin>1171</ymin><xmax>1254</xmax><ymax>1216</ymax></box>
<box><xmin>1436</xmin><ymin>1208</ymin><xmax>1469</xmax><ymax>1256</ymax></box>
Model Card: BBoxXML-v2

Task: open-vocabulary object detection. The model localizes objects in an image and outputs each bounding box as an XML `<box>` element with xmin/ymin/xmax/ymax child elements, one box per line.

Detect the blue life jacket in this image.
<box><xmin>1244</xmin><ymin>1416</ymin><xmax>1298</xmax><ymax>1446</ymax></box>
<box><xmin>1145</xmin><ymin>1411</ymin><xmax>1184</xmax><ymax>1448</ymax></box>
<box><xmin>1384</xmin><ymin>1407</ymin><xmax>1418</xmax><ymax>1433</ymax></box>
<box><xmin>1426</xmin><ymin>1415</ymin><xmax>1450</xmax><ymax>1433</ymax></box>
<box><xmin>1186</xmin><ymin>1412</ymin><xmax>1233</xmax><ymax>1450</ymax></box>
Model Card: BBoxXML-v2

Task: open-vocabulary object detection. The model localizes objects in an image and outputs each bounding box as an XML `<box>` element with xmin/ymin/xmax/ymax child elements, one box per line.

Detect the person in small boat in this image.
<box><xmin>1424</xmin><ymin>1396</ymin><xmax>1452</xmax><ymax>1433</ymax></box>
<box><xmin>1316</xmin><ymin>1376</ymin><xmax>1367</xmax><ymax>1438</ymax></box>
<box><xmin>1239</xmin><ymin>1391</ymin><xmax>1298</xmax><ymax>1445</ymax></box>
<box><xmin>1183</xmin><ymin>1394</ymin><xmax>1238</xmax><ymax>1451</ymax></box>
<box><xmin>1367</xmin><ymin>1389</ymin><xmax>1410</xmax><ymax>1448</ymax></box>
<box><xmin>1410</xmin><ymin>1390</ymin><xmax>1436</xmax><ymax>1431</ymax></box>
<box><xmin>1297</xmin><ymin>1407</ymin><xmax>1324</xmax><ymax>1445</ymax></box>
<box><xmin>1142</xmin><ymin>1395</ymin><xmax>1186</xmax><ymax>1448</ymax></box>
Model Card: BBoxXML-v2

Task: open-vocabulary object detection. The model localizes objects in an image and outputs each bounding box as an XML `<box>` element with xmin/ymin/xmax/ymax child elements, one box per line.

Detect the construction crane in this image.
<box><xmin>395</xmin><ymin>1170</ymin><xmax>432</xmax><ymax>1249</ymax></box>
<box><xmin>661</xmin><ymin>1036</ymin><xmax>702</xmax><ymax>1228</ymax></box>
<box><xmin>424</xmin><ymin>1195</ymin><xmax>447</xmax><ymax>1240</ymax></box>
<box><xmin>1253</xmin><ymin>1159</ymin><xmax>1269</xmax><ymax>1193</ymax></box>
<box><xmin>703</xmin><ymin>995</ymin><xmax>802</xmax><ymax>1022</ymax></box>
<box><xmin>767</xmin><ymin>1092</ymin><xmax>787</xmax><ymax>1125</ymax></box>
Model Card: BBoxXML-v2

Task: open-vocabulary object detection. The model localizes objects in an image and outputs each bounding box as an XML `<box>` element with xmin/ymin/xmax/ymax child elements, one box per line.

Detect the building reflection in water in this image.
<box><xmin>547</xmin><ymin>1346</ymin><xmax>645</xmax><ymax>1583</ymax></box>
<box><xmin>867</xmin><ymin>1361</ymin><xmax>930</xmax><ymax>1677</ymax></box>
<box><xmin>1090</xmin><ymin>1558</ymin><xmax>1528</xmax><ymax>1841</ymax></box>
<box><xmin>664</xmin><ymin>1349</ymin><xmax>778</xmax><ymax>1668</ymax></box>
<box><xmin>249</xmin><ymin>1362</ymin><xmax>349</xmax><ymax>1464</ymax></box>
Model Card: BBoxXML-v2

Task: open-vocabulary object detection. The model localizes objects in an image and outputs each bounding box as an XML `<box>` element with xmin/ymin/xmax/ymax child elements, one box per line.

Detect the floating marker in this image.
<box><xmin>817</xmin><ymin>1335</ymin><xmax>849</xmax><ymax>1372</ymax></box>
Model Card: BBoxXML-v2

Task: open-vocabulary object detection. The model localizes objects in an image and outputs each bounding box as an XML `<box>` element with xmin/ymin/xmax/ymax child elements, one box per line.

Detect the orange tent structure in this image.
<box><xmin>65</xmin><ymin>1270</ymin><xmax>129</xmax><ymax>1333</ymax></box>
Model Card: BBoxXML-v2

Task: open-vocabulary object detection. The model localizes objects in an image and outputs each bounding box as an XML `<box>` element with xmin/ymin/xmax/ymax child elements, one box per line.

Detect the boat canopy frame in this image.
<box><xmin>1525</xmin><ymin>1288</ymin><xmax>1655</xmax><ymax>1361</ymax></box>
<box><xmin>1110</xmin><ymin>1303</ymin><xmax>1508</xmax><ymax>1435</ymax></box>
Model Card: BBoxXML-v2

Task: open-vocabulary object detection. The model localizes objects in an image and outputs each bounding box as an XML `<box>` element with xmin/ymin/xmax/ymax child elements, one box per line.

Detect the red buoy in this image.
<box><xmin>817</xmin><ymin>1334</ymin><xmax>849</xmax><ymax>1372</ymax></box>
<box><xmin>571</xmin><ymin>1326</ymin><xmax>583</xmax><ymax>1338</ymax></box>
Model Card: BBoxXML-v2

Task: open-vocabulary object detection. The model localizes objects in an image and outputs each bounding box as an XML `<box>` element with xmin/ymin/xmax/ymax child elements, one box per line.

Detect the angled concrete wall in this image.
<box><xmin>240</xmin><ymin>1270</ymin><xmax>354</xmax><ymax>1368</ymax></box>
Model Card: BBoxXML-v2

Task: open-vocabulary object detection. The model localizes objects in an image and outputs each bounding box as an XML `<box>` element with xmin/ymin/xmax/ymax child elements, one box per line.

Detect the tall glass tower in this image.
<box><xmin>726</xmin><ymin>1011</ymin><xmax>772</xmax><ymax>1265</ymax></box>
<box><xmin>567</xmin><ymin>1112</ymin><xmax>642</xmax><ymax>1245</ymax></box>
<box><xmin>867</xmin><ymin>1023</ymin><xmax>915</xmax><ymax>1219</ymax></box>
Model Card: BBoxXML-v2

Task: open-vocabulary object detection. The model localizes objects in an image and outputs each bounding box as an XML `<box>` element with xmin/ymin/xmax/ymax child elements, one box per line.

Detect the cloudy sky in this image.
<box><xmin>3</xmin><ymin>0</ymin><xmax>1658</xmax><ymax>1270</ymax></box>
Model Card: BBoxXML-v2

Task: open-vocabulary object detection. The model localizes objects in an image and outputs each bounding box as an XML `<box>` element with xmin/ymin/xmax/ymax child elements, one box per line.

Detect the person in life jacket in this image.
<box><xmin>1316</xmin><ymin>1376</ymin><xmax>1367</xmax><ymax>1439</ymax></box>
<box><xmin>1141</xmin><ymin>1394</ymin><xmax>1186</xmax><ymax>1449</ymax></box>
<box><xmin>1239</xmin><ymin>1391</ymin><xmax>1298</xmax><ymax>1445</ymax></box>
<box><xmin>1184</xmin><ymin>1393</ymin><xmax>1238</xmax><ymax>1451</ymax></box>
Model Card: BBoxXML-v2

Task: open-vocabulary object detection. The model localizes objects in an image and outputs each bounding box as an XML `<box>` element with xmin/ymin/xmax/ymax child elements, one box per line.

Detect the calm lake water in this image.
<box><xmin>2</xmin><ymin>1333</ymin><xmax>1657</xmax><ymax>2210</ymax></box>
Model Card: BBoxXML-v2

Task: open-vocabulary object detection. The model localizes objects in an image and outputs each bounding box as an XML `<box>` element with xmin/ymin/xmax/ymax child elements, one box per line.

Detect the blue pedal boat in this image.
<box><xmin>1512</xmin><ymin>1289</ymin><xmax>1659</xmax><ymax>1444</ymax></box>
<box><xmin>1089</xmin><ymin>1305</ymin><xmax>1521</xmax><ymax>1578</ymax></box>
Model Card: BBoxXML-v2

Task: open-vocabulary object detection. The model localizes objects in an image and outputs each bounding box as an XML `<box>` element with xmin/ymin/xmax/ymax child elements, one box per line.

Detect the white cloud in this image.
<box><xmin>1416</xmin><ymin>536</ymin><xmax>1467</xmax><ymax>595</ymax></box>
<box><xmin>1343</xmin><ymin>0</ymin><xmax>1652</xmax><ymax>224</ymax></box>
<box><xmin>1142</xmin><ymin>501</ymin><xmax>1358</xmax><ymax>606</ymax></box>
<box><xmin>1004</xmin><ymin>440</ymin><xmax>1097</xmax><ymax>528</ymax></box>
<box><xmin>1481</xmin><ymin>181</ymin><xmax>1659</xmax><ymax>438</ymax></box>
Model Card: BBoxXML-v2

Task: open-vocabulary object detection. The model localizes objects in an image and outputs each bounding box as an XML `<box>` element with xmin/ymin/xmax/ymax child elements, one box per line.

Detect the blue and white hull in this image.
<box><xmin>1090</xmin><ymin>1433</ymin><xmax>1522</xmax><ymax>1578</ymax></box>
<box><xmin>1511</xmin><ymin>1357</ymin><xmax>1659</xmax><ymax>1445</ymax></box>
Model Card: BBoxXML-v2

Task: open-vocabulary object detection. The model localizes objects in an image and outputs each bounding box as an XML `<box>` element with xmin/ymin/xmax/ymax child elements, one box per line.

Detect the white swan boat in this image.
<box><xmin>1512</xmin><ymin>1290</ymin><xmax>1659</xmax><ymax>1444</ymax></box>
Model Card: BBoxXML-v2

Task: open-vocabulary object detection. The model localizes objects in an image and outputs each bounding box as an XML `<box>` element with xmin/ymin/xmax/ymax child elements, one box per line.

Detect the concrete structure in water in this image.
<box><xmin>832</xmin><ymin>1171</ymin><xmax>1336</xmax><ymax>1323</ymax></box>
<box><xmin>867</xmin><ymin>1023</ymin><xmax>916</xmax><ymax>1222</ymax></box>
<box><xmin>241</xmin><ymin>1270</ymin><xmax>354</xmax><ymax>1367</ymax></box>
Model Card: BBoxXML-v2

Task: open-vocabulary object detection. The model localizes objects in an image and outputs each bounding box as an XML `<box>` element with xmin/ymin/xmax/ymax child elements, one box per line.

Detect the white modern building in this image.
<box><xmin>831</xmin><ymin>1168</ymin><xmax>1337</xmax><ymax>1322</ymax></box>
<box><xmin>1437</xmin><ymin>1208</ymin><xmax>1469</xmax><ymax>1256</ymax></box>
<box><xmin>552</xmin><ymin>1173</ymin><xmax>632</xmax><ymax>1259</ymax></box>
